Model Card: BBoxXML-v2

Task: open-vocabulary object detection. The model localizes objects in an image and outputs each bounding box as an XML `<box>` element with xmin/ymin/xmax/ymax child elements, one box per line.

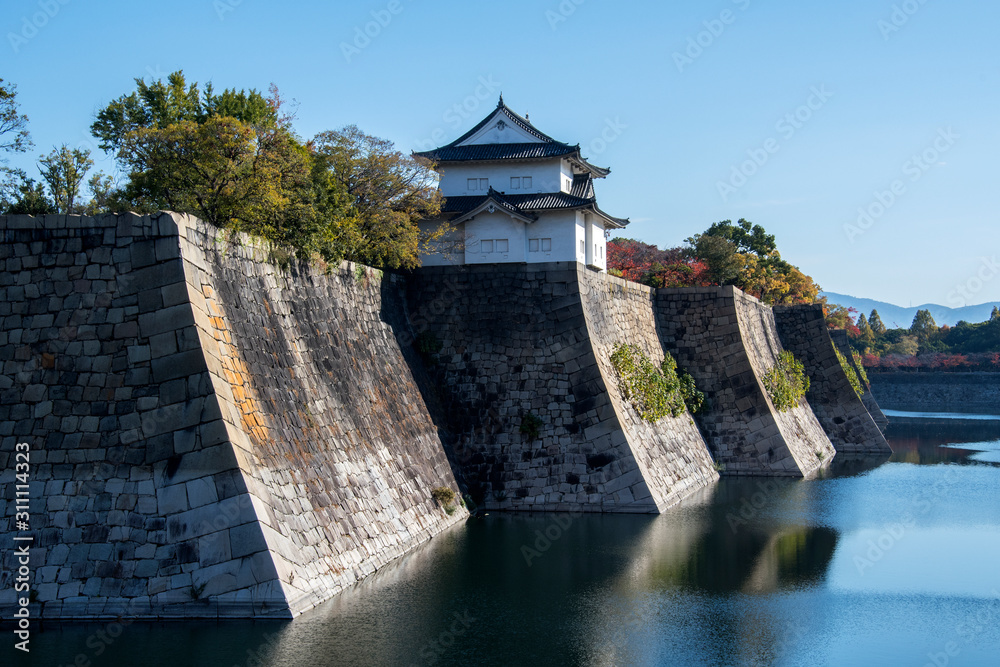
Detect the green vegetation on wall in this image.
<box><xmin>762</xmin><ymin>351</ymin><xmax>810</xmax><ymax>412</ymax></box>
<box><xmin>610</xmin><ymin>343</ymin><xmax>703</xmax><ymax>422</ymax></box>
<box><xmin>833</xmin><ymin>345</ymin><xmax>864</xmax><ymax>399</ymax></box>
<box><xmin>852</xmin><ymin>350</ymin><xmax>870</xmax><ymax>387</ymax></box>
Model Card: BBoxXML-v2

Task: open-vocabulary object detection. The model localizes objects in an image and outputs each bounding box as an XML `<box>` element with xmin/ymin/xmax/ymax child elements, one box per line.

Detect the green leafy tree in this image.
<box><xmin>82</xmin><ymin>172</ymin><xmax>116</xmax><ymax>215</ymax></box>
<box><xmin>857</xmin><ymin>312</ymin><xmax>872</xmax><ymax>337</ymax></box>
<box><xmin>0</xmin><ymin>79</ymin><xmax>33</xmax><ymax>204</ymax></box>
<box><xmin>38</xmin><ymin>144</ymin><xmax>94</xmax><ymax>213</ymax></box>
<box><xmin>869</xmin><ymin>310</ymin><xmax>887</xmax><ymax>335</ymax></box>
<box><xmin>93</xmin><ymin>72</ymin><xmax>321</xmax><ymax>253</ymax></box>
<box><xmin>4</xmin><ymin>176</ymin><xmax>56</xmax><ymax>214</ymax></box>
<box><xmin>686</xmin><ymin>233</ymin><xmax>742</xmax><ymax>285</ymax></box>
<box><xmin>91</xmin><ymin>71</ymin><xmax>278</xmax><ymax>153</ymax></box>
<box><xmin>311</xmin><ymin>125</ymin><xmax>443</xmax><ymax>268</ymax></box>
<box><xmin>685</xmin><ymin>218</ymin><xmax>819</xmax><ymax>305</ymax></box>
<box><xmin>910</xmin><ymin>309</ymin><xmax>937</xmax><ymax>338</ymax></box>
<box><xmin>991</xmin><ymin>306</ymin><xmax>999</xmax><ymax>321</ymax></box>
<box><xmin>119</xmin><ymin>116</ymin><xmax>315</xmax><ymax>246</ymax></box>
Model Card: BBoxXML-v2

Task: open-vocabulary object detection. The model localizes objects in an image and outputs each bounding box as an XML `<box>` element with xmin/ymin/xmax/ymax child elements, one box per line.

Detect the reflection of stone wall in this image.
<box><xmin>829</xmin><ymin>329</ymin><xmax>888</xmax><ymax>431</ymax></box>
<box><xmin>406</xmin><ymin>263</ymin><xmax>719</xmax><ymax>513</ymax></box>
<box><xmin>868</xmin><ymin>372</ymin><xmax>1000</xmax><ymax>414</ymax></box>
<box><xmin>774</xmin><ymin>307</ymin><xmax>890</xmax><ymax>454</ymax></box>
<box><xmin>655</xmin><ymin>287</ymin><xmax>835</xmax><ymax>477</ymax></box>
<box><xmin>0</xmin><ymin>213</ymin><xmax>466</xmax><ymax>619</ymax></box>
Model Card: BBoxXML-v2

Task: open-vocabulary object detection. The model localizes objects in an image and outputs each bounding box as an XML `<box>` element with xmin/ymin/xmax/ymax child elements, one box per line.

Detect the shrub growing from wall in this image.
<box><xmin>762</xmin><ymin>350</ymin><xmax>811</xmax><ymax>411</ymax></box>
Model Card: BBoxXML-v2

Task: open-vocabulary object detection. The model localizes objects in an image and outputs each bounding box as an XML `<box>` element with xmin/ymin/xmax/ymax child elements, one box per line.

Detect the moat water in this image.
<box><xmin>20</xmin><ymin>414</ymin><xmax>1000</xmax><ymax>667</ymax></box>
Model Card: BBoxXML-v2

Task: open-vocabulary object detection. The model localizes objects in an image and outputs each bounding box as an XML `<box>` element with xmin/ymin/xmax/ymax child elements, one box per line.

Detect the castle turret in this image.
<box><xmin>414</xmin><ymin>96</ymin><xmax>628</xmax><ymax>269</ymax></box>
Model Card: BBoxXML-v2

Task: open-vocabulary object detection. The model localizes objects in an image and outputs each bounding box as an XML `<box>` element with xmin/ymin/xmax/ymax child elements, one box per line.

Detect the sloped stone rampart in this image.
<box><xmin>654</xmin><ymin>287</ymin><xmax>835</xmax><ymax>477</ymax></box>
<box><xmin>0</xmin><ymin>213</ymin><xmax>465</xmax><ymax>619</ymax></box>
<box><xmin>405</xmin><ymin>263</ymin><xmax>719</xmax><ymax>513</ymax></box>
<box><xmin>828</xmin><ymin>327</ymin><xmax>890</xmax><ymax>435</ymax></box>
<box><xmin>773</xmin><ymin>307</ymin><xmax>890</xmax><ymax>454</ymax></box>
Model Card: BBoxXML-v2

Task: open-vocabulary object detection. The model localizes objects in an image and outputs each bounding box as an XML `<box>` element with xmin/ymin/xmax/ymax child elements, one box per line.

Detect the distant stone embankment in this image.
<box><xmin>868</xmin><ymin>372</ymin><xmax>1000</xmax><ymax>414</ymax></box>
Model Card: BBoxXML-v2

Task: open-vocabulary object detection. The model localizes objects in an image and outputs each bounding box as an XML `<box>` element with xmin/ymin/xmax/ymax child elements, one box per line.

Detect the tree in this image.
<box><xmin>992</xmin><ymin>306</ymin><xmax>999</xmax><ymax>321</ymax></box>
<box><xmin>3</xmin><ymin>176</ymin><xmax>56</xmax><ymax>215</ymax></box>
<box><xmin>311</xmin><ymin>125</ymin><xmax>443</xmax><ymax>268</ymax></box>
<box><xmin>38</xmin><ymin>144</ymin><xmax>93</xmax><ymax>213</ymax></box>
<box><xmin>91</xmin><ymin>71</ymin><xmax>278</xmax><ymax>153</ymax></box>
<box><xmin>687</xmin><ymin>233</ymin><xmax>742</xmax><ymax>285</ymax></box>
<box><xmin>857</xmin><ymin>312</ymin><xmax>871</xmax><ymax>336</ymax></box>
<box><xmin>910</xmin><ymin>309</ymin><xmax>937</xmax><ymax>338</ymax></box>
<box><xmin>119</xmin><ymin>116</ymin><xmax>315</xmax><ymax>246</ymax></box>
<box><xmin>82</xmin><ymin>172</ymin><xmax>116</xmax><ymax>216</ymax></box>
<box><xmin>685</xmin><ymin>219</ymin><xmax>820</xmax><ymax>305</ymax></box>
<box><xmin>869</xmin><ymin>309</ymin><xmax>887</xmax><ymax>335</ymax></box>
<box><xmin>94</xmin><ymin>71</ymin><xmax>320</xmax><ymax>253</ymax></box>
<box><xmin>0</xmin><ymin>79</ymin><xmax>32</xmax><ymax>203</ymax></box>
<box><xmin>824</xmin><ymin>303</ymin><xmax>860</xmax><ymax>337</ymax></box>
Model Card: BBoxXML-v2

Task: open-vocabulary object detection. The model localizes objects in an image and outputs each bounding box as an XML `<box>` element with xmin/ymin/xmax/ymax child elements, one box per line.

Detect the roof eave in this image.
<box><xmin>568</xmin><ymin>152</ymin><xmax>611</xmax><ymax>178</ymax></box>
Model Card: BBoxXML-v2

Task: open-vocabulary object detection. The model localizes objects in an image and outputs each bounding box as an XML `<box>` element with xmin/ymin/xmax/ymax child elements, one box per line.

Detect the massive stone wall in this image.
<box><xmin>773</xmin><ymin>306</ymin><xmax>890</xmax><ymax>454</ymax></box>
<box><xmin>867</xmin><ymin>372</ymin><xmax>1000</xmax><ymax>414</ymax></box>
<box><xmin>829</xmin><ymin>328</ymin><xmax>889</xmax><ymax>431</ymax></box>
<box><xmin>405</xmin><ymin>263</ymin><xmax>719</xmax><ymax>513</ymax></box>
<box><xmin>0</xmin><ymin>213</ymin><xmax>466</xmax><ymax>619</ymax></box>
<box><xmin>654</xmin><ymin>287</ymin><xmax>835</xmax><ymax>477</ymax></box>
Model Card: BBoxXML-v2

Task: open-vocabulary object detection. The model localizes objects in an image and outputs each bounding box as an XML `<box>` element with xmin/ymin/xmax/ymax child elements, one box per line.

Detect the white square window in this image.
<box><xmin>481</xmin><ymin>240</ymin><xmax>493</xmax><ymax>253</ymax></box>
<box><xmin>480</xmin><ymin>178</ymin><xmax>489</xmax><ymax>190</ymax></box>
<box><xmin>496</xmin><ymin>239</ymin><xmax>509</xmax><ymax>253</ymax></box>
<box><xmin>468</xmin><ymin>178</ymin><xmax>478</xmax><ymax>190</ymax></box>
<box><xmin>529</xmin><ymin>239</ymin><xmax>539</xmax><ymax>252</ymax></box>
<box><xmin>579</xmin><ymin>240</ymin><xmax>585</xmax><ymax>255</ymax></box>
<box><xmin>541</xmin><ymin>238</ymin><xmax>551</xmax><ymax>252</ymax></box>
<box><xmin>523</xmin><ymin>176</ymin><xmax>532</xmax><ymax>189</ymax></box>
<box><xmin>510</xmin><ymin>177</ymin><xmax>520</xmax><ymax>189</ymax></box>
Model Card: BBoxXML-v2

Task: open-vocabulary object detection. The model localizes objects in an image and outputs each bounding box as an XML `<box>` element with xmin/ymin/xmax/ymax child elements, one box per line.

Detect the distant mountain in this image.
<box><xmin>819</xmin><ymin>292</ymin><xmax>1000</xmax><ymax>329</ymax></box>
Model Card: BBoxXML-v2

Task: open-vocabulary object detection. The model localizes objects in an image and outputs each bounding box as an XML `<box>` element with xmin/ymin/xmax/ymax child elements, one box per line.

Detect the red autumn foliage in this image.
<box><xmin>862</xmin><ymin>352</ymin><xmax>1000</xmax><ymax>372</ymax></box>
<box><xmin>607</xmin><ymin>238</ymin><xmax>713</xmax><ymax>289</ymax></box>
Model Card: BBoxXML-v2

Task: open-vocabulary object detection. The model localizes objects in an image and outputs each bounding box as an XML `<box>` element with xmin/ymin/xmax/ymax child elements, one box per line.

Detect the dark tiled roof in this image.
<box><xmin>442</xmin><ymin>191</ymin><xmax>594</xmax><ymax>214</ymax></box>
<box><xmin>570</xmin><ymin>173</ymin><xmax>595</xmax><ymax>199</ymax></box>
<box><xmin>441</xmin><ymin>188</ymin><xmax>629</xmax><ymax>228</ymax></box>
<box><xmin>415</xmin><ymin>142</ymin><xmax>577</xmax><ymax>163</ymax></box>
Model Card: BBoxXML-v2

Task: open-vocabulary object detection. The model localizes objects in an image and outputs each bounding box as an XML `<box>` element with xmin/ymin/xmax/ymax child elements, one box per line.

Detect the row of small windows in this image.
<box><xmin>467</xmin><ymin>176</ymin><xmax>534</xmax><ymax>191</ymax></box>
<box><xmin>529</xmin><ymin>238</ymin><xmax>552</xmax><ymax>252</ymax></box>
<box><xmin>480</xmin><ymin>239</ymin><xmax>509</xmax><ymax>253</ymax></box>
<box><xmin>478</xmin><ymin>238</ymin><xmax>554</xmax><ymax>253</ymax></box>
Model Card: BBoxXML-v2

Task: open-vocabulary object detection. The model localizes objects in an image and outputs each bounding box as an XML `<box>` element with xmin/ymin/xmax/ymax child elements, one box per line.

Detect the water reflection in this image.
<box><xmin>18</xmin><ymin>414</ymin><xmax>1000</xmax><ymax>667</ymax></box>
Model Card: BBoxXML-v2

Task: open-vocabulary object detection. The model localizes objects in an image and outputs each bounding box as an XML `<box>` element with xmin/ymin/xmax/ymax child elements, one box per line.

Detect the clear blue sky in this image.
<box><xmin>5</xmin><ymin>0</ymin><xmax>998</xmax><ymax>307</ymax></box>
